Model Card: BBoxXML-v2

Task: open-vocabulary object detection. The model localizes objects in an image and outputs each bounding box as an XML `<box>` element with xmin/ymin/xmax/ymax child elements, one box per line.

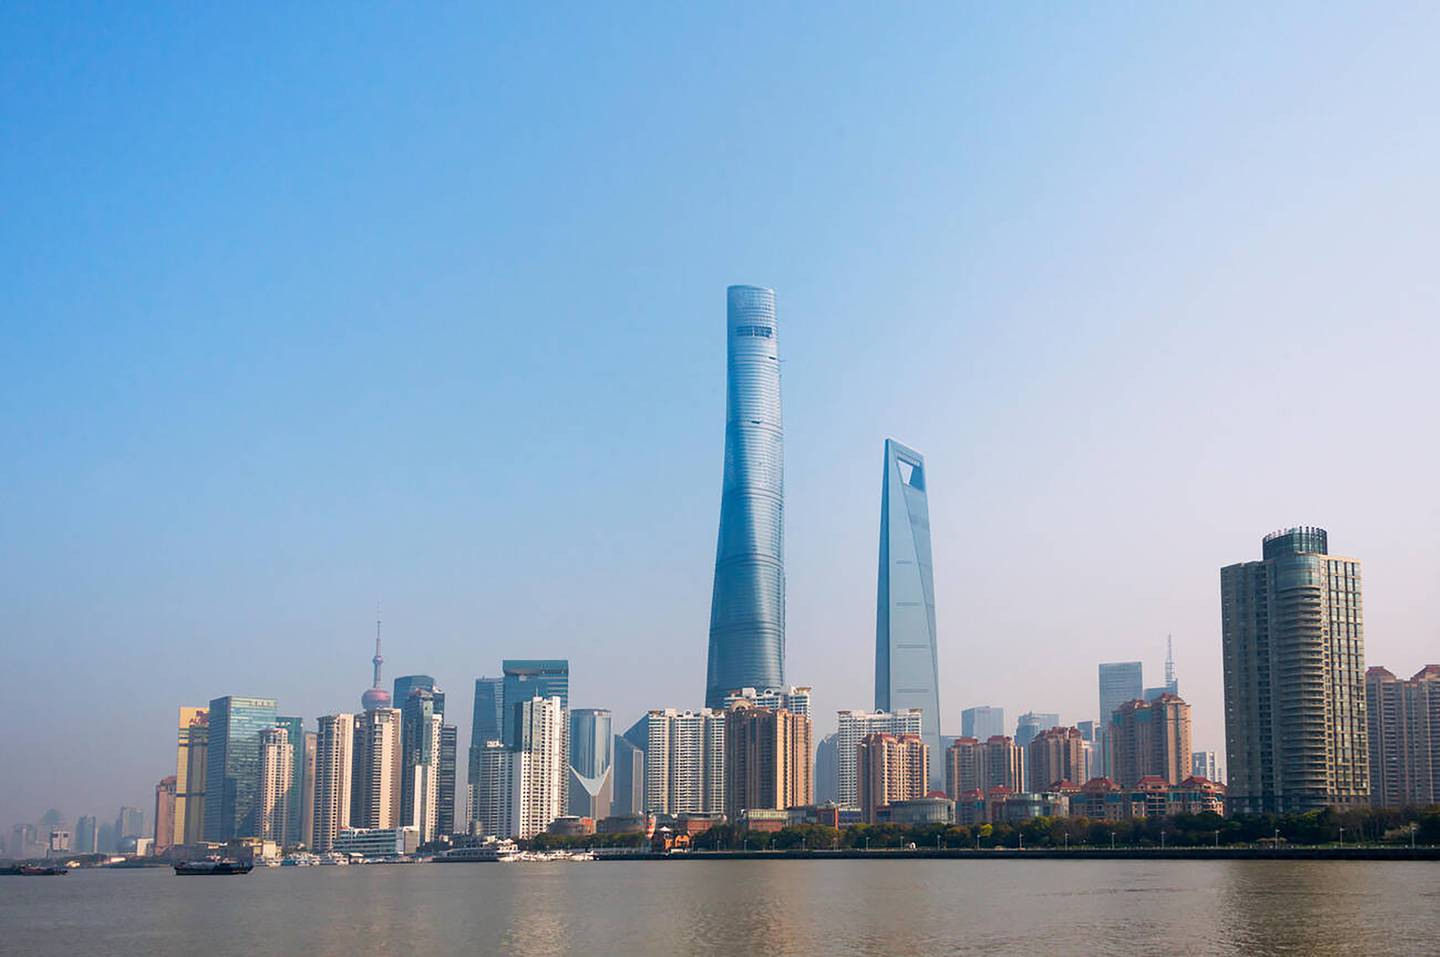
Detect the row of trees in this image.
<box><xmin>653</xmin><ymin>806</ymin><xmax>1440</xmax><ymax>852</ymax></box>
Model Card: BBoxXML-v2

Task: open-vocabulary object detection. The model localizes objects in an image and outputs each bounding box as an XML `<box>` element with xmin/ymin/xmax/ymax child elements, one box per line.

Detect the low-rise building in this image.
<box><xmin>739</xmin><ymin>808</ymin><xmax>789</xmax><ymax>832</ymax></box>
<box><xmin>333</xmin><ymin>826</ymin><xmax>419</xmax><ymax>858</ymax></box>
<box><xmin>547</xmin><ymin>816</ymin><xmax>595</xmax><ymax>837</ymax></box>
<box><xmin>877</xmin><ymin>797</ymin><xmax>954</xmax><ymax>825</ymax></box>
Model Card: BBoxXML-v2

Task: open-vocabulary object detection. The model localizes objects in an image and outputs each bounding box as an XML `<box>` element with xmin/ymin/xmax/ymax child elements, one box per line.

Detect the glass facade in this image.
<box><xmin>400</xmin><ymin>689</ymin><xmax>440</xmax><ymax>828</ymax></box>
<box><xmin>394</xmin><ymin>674</ymin><xmax>444</xmax><ymax>717</ymax></box>
<box><xmin>568</xmin><ymin>709</ymin><xmax>614</xmax><ymax>820</ymax></box>
<box><xmin>203</xmin><ymin>695</ymin><xmax>278</xmax><ymax>841</ymax></box>
<box><xmin>961</xmin><ymin>706</ymin><xmax>1006</xmax><ymax>741</ymax></box>
<box><xmin>501</xmin><ymin>660</ymin><xmax>569</xmax><ymax>747</ymax></box>
<box><xmin>274</xmin><ymin>715</ymin><xmax>304</xmax><ymax>847</ymax></box>
<box><xmin>874</xmin><ymin>438</ymin><xmax>943</xmax><ymax>788</ymax></box>
<box><xmin>467</xmin><ymin>676</ymin><xmax>503</xmax><ymax>791</ymax></box>
<box><xmin>706</xmin><ymin>284</ymin><xmax>785</xmax><ymax>708</ymax></box>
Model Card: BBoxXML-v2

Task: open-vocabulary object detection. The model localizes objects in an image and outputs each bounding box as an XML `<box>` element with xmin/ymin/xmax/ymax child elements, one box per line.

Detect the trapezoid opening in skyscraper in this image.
<box><xmin>875</xmin><ymin>438</ymin><xmax>943</xmax><ymax>790</ymax></box>
<box><xmin>705</xmin><ymin>284</ymin><xmax>785</xmax><ymax>709</ymax></box>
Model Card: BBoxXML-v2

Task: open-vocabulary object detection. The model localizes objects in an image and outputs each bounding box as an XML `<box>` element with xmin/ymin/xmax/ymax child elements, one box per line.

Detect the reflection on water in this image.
<box><xmin>3</xmin><ymin>860</ymin><xmax>1436</xmax><ymax>957</ymax></box>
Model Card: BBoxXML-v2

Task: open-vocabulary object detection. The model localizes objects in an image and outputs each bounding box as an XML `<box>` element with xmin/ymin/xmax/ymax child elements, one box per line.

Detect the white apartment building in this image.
<box><xmin>312</xmin><ymin>713</ymin><xmax>355</xmax><ymax>853</ymax></box>
<box><xmin>352</xmin><ymin>708</ymin><xmax>403</xmax><ymax>829</ymax></box>
<box><xmin>724</xmin><ymin>686</ymin><xmax>813</xmax><ymax>718</ymax></box>
<box><xmin>836</xmin><ymin>709</ymin><xmax>923</xmax><ymax>808</ymax></box>
<box><xmin>474</xmin><ymin>740</ymin><xmax>516</xmax><ymax>839</ymax></box>
<box><xmin>257</xmin><ymin>726</ymin><xmax>293</xmax><ymax>844</ymax></box>
<box><xmin>643</xmin><ymin>708</ymin><xmax>726</xmax><ymax>816</ymax></box>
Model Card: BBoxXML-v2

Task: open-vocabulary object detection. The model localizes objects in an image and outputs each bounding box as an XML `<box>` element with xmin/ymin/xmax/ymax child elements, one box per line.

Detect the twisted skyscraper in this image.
<box><xmin>705</xmin><ymin>285</ymin><xmax>785</xmax><ymax>708</ymax></box>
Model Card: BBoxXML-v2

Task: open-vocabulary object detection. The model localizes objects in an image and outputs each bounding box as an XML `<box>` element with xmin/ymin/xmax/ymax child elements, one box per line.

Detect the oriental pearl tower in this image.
<box><xmin>361</xmin><ymin>610</ymin><xmax>391</xmax><ymax>711</ymax></box>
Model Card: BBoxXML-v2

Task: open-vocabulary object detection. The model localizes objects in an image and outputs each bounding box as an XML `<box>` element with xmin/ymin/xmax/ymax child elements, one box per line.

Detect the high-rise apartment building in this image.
<box><xmin>408</xmin><ymin>712</ymin><xmax>444</xmax><ymax>843</ymax></box>
<box><xmin>153</xmin><ymin>776</ymin><xmax>177</xmax><ymax>854</ymax></box>
<box><xmin>945</xmin><ymin>738</ymin><xmax>981</xmax><ymax>798</ymax></box>
<box><xmin>1191</xmin><ymin>750</ymin><xmax>1222</xmax><ymax>783</ymax></box>
<box><xmin>961</xmin><ymin>707</ymin><xmax>1006</xmax><ymax>741</ymax></box>
<box><xmin>642</xmin><ymin>708</ymin><xmax>726</xmax><ymax>816</ymax></box>
<box><xmin>1015</xmin><ymin>712</ymin><xmax>1059</xmax><ymax>748</ymax></box>
<box><xmin>1108</xmin><ymin>694</ymin><xmax>1191</xmax><ymax>787</ymax></box>
<box><xmin>513</xmin><ymin>696</ymin><xmax>566</xmax><ymax>839</ymax></box>
<box><xmin>1366</xmin><ymin>665</ymin><xmax>1440</xmax><ymax>808</ymax></box>
<box><xmin>723</xmin><ymin>701</ymin><xmax>813</xmax><ymax>821</ymax></box>
<box><xmin>977</xmin><ymin>735</ymin><xmax>1025</xmax><ymax>792</ymax></box>
<box><xmin>257</xmin><ymin>727</ymin><xmax>293</xmax><ymax>844</ymax></box>
<box><xmin>568</xmin><ymin>709</ymin><xmax>614</xmax><ymax>821</ymax></box>
<box><xmin>173</xmin><ymin>706</ymin><xmax>208</xmax><ymax>846</ymax></box>
<box><xmin>835</xmin><ymin>709</ymin><xmax>923</xmax><ymax>808</ymax></box>
<box><xmin>857</xmin><ymin>732</ymin><xmax>928</xmax><ymax>823</ymax></box>
<box><xmin>203</xmin><ymin>696</ymin><xmax>277</xmax><ymax>841</ymax></box>
<box><xmin>1026</xmin><ymin>726</ymin><xmax>1085</xmax><ymax>790</ymax></box>
<box><xmin>312</xmin><ymin>713</ymin><xmax>355</xmax><ymax>853</ymax></box>
<box><xmin>875</xmin><ymin>439</ymin><xmax>943</xmax><ymax>790</ymax></box>
<box><xmin>1221</xmin><ymin>527</ymin><xmax>1369</xmax><ymax>813</ymax></box>
<box><xmin>1098</xmin><ymin>661</ymin><xmax>1144</xmax><ymax>779</ymax></box>
<box><xmin>300</xmin><ymin>730</ymin><xmax>317</xmax><ymax>848</ymax></box>
<box><xmin>351</xmin><ymin>708</ymin><xmax>403</xmax><ymax>830</ymax></box>
<box><xmin>501</xmin><ymin>660</ymin><xmax>569</xmax><ymax>746</ymax></box>
<box><xmin>273</xmin><ymin>716</ymin><xmax>305</xmax><ymax>847</ymax></box>
<box><xmin>725</xmin><ymin>686</ymin><xmax>812</xmax><ymax>717</ymax></box>
<box><xmin>706</xmin><ymin>284</ymin><xmax>785</xmax><ymax>708</ymax></box>
<box><xmin>474</xmin><ymin>740</ymin><xmax>515</xmax><ymax>838</ymax></box>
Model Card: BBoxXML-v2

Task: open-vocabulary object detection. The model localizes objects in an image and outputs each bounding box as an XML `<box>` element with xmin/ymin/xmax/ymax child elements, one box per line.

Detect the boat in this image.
<box><xmin>435</xmin><ymin>839</ymin><xmax>520</xmax><ymax>863</ymax></box>
<box><xmin>173</xmin><ymin>858</ymin><xmax>253</xmax><ymax>876</ymax></box>
<box><xmin>18</xmin><ymin>865</ymin><xmax>69</xmax><ymax>876</ymax></box>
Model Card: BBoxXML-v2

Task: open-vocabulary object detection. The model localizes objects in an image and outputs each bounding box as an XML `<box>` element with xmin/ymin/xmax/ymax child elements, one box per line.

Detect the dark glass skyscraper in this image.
<box><xmin>874</xmin><ymin>438</ymin><xmax>942</xmax><ymax>788</ymax></box>
<box><xmin>467</xmin><ymin>676</ymin><xmax>503</xmax><ymax>796</ymax></box>
<box><xmin>501</xmin><ymin>660</ymin><xmax>569</xmax><ymax>747</ymax></box>
<box><xmin>202</xmin><ymin>695</ymin><xmax>277</xmax><ymax>841</ymax></box>
<box><xmin>394</xmin><ymin>675</ymin><xmax>444</xmax><ymax>716</ymax></box>
<box><xmin>706</xmin><ymin>284</ymin><xmax>785</xmax><ymax>708</ymax></box>
<box><xmin>568</xmin><ymin>709</ymin><xmax>614</xmax><ymax>820</ymax></box>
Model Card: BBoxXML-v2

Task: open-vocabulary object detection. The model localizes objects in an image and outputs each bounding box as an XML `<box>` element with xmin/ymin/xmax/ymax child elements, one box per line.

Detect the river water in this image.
<box><xmin>4</xmin><ymin>859</ymin><xmax>1438</xmax><ymax>956</ymax></box>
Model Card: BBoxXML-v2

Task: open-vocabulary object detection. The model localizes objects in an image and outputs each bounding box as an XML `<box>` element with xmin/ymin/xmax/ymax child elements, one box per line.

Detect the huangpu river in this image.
<box><xmin>5</xmin><ymin>859</ymin><xmax>1439</xmax><ymax>956</ymax></box>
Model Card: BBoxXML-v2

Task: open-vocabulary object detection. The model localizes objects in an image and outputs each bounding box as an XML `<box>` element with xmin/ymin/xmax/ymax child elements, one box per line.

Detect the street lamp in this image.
<box><xmin>1339</xmin><ymin>827</ymin><xmax>1345</xmax><ymax>847</ymax></box>
<box><xmin>1214</xmin><ymin>830</ymin><xmax>1219</xmax><ymax>848</ymax></box>
<box><xmin>865</xmin><ymin>836</ymin><xmax>870</xmax><ymax>852</ymax></box>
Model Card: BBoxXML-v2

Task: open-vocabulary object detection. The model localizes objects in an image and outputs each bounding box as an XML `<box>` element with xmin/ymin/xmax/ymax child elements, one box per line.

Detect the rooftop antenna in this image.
<box><xmin>372</xmin><ymin>605</ymin><xmax>384</xmax><ymax>689</ymax></box>
<box><xmin>1164</xmin><ymin>634</ymin><xmax>1175</xmax><ymax>687</ymax></box>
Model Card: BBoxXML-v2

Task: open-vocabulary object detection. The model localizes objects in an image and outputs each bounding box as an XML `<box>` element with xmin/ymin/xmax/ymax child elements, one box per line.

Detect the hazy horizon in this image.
<box><xmin>4</xmin><ymin>4</ymin><xmax>1438</xmax><ymax>830</ymax></box>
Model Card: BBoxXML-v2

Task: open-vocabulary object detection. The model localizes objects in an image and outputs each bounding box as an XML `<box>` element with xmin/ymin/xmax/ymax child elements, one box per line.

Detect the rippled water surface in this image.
<box><xmin>4</xmin><ymin>859</ymin><xmax>1439</xmax><ymax>956</ymax></box>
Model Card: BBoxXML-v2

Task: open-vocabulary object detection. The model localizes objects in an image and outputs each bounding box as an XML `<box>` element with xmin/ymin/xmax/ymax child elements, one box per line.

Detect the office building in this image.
<box><xmin>961</xmin><ymin>707</ymin><xmax>1006</xmax><ymax>741</ymax></box>
<box><xmin>438</xmin><ymin>724</ymin><xmax>457</xmax><ymax>837</ymax></box>
<box><xmin>153</xmin><ymin>777</ymin><xmax>177</xmax><ymax>854</ymax></box>
<box><xmin>116</xmin><ymin>806</ymin><xmax>145</xmax><ymax>841</ymax></box>
<box><xmin>1366</xmin><ymin>664</ymin><xmax>1440</xmax><ymax>808</ymax></box>
<box><xmin>1108</xmin><ymin>694</ymin><xmax>1191</xmax><ymax>787</ymax></box>
<box><xmin>1098</xmin><ymin>660</ymin><xmax>1144</xmax><ymax>778</ymax></box>
<box><xmin>47</xmin><ymin>829</ymin><xmax>71</xmax><ymax>856</ymax></box>
<box><xmin>642</xmin><ymin>708</ymin><xmax>727</xmax><ymax>816</ymax></box>
<box><xmin>399</xmin><ymin>688</ymin><xmax>441</xmax><ymax>831</ymax></box>
<box><xmin>1015</xmin><ymin>712</ymin><xmax>1059</xmax><ymax>748</ymax></box>
<box><xmin>75</xmin><ymin>816</ymin><xmax>99</xmax><ymax>855</ymax></box>
<box><xmin>875</xmin><ymin>439</ymin><xmax>944</xmax><ymax>790</ymax></box>
<box><xmin>394</xmin><ymin>674</ymin><xmax>444</xmax><ymax>716</ymax></box>
<box><xmin>173</xmin><ymin>706</ymin><xmax>208</xmax><ymax>846</ymax></box>
<box><xmin>202</xmin><ymin>696</ymin><xmax>277</xmax><ymax>841</ymax></box>
<box><xmin>613</xmin><ymin>734</ymin><xmax>645</xmax><ymax>816</ymax></box>
<box><xmin>1221</xmin><ymin>527</ymin><xmax>1369</xmax><ymax>813</ymax></box>
<box><xmin>1191</xmin><ymin>750</ymin><xmax>1222</xmax><ymax>783</ymax></box>
<box><xmin>502</xmin><ymin>660</ymin><xmax>569</xmax><ymax>746</ymax></box>
<box><xmin>814</xmin><ymin>733</ymin><xmax>840</xmax><ymax>805</ymax></box>
<box><xmin>474</xmin><ymin>739</ymin><xmax>516</xmax><ymax>838</ymax></box>
<box><xmin>257</xmin><ymin>727</ymin><xmax>293</xmax><ymax>844</ymax></box>
<box><xmin>835</xmin><ymin>709</ymin><xmax>923</xmax><ymax>808</ymax></box>
<box><xmin>1026</xmin><ymin>726</ymin><xmax>1085</xmax><ymax>790</ymax></box>
<box><xmin>312</xmin><ymin>713</ymin><xmax>355</xmax><ymax>853</ymax></box>
<box><xmin>706</xmin><ymin>284</ymin><xmax>786</xmax><ymax>708</ymax></box>
<box><xmin>857</xmin><ymin>732</ymin><xmax>928</xmax><ymax>824</ymax></box>
<box><xmin>352</xmin><ymin>708</ymin><xmax>403</xmax><ymax>829</ymax></box>
<box><xmin>723</xmin><ymin>700</ymin><xmax>813</xmax><ymax>821</ymax></box>
<box><xmin>408</xmin><ymin>712</ymin><xmax>444</xmax><ymax>843</ymax></box>
<box><xmin>513</xmin><ymin>696</ymin><xmax>566</xmax><ymax>839</ymax></box>
<box><xmin>468</xmin><ymin>676</ymin><xmax>503</xmax><ymax>795</ymax></box>
<box><xmin>568</xmin><ymin>709</ymin><xmax>614</xmax><ymax>821</ymax></box>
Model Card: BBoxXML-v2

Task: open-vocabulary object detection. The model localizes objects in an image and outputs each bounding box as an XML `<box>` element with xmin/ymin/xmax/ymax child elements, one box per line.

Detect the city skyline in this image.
<box><xmin>5</xmin><ymin>4</ymin><xmax>1440</xmax><ymax>829</ymax></box>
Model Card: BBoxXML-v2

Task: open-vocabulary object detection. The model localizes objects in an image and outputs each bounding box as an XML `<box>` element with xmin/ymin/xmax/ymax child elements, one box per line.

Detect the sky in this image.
<box><xmin>3</xmin><ymin>2</ymin><xmax>1438</xmax><ymax>830</ymax></box>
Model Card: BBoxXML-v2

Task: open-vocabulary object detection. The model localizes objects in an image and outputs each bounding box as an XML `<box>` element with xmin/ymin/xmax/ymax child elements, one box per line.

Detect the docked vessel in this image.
<box><xmin>18</xmin><ymin>865</ymin><xmax>69</xmax><ymax>876</ymax></box>
<box><xmin>173</xmin><ymin>858</ymin><xmax>253</xmax><ymax>876</ymax></box>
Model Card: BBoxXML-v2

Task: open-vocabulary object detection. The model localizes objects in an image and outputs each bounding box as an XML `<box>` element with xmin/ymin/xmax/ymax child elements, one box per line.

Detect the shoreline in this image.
<box><xmin>589</xmin><ymin>846</ymin><xmax>1440</xmax><ymax>862</ymax></box>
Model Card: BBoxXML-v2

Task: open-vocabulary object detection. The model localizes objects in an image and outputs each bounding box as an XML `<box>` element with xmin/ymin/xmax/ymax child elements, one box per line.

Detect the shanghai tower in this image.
<box><xmin>705</xmin><ymin>285</ymin><xmax>785</xmax><ymax>708</ymax></box>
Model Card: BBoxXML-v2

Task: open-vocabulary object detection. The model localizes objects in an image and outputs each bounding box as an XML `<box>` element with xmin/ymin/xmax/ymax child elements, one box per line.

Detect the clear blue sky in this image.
<box><xmin>3</xmin><ymin>3</ymin><xmax>1438</xmax><ymax>829</ymax></box>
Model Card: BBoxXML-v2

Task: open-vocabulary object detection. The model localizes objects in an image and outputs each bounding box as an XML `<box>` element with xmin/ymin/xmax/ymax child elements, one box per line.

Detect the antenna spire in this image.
<box><xmin>1164</xmin><ymin>634</ymin><xmax>1175</xmax><ymax>687</ymax></box>
<box><xmin>372</xmin><ymin>605</ymin><xmax>384</xmax><ymax>689</ymax></box>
